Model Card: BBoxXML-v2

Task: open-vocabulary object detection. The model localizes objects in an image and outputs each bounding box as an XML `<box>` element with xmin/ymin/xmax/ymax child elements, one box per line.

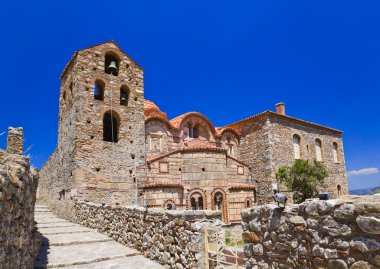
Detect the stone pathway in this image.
<box><xmin>34</xmin><ymin>204</ymin><xmax>165</xmax><ymax>269</ymax></box>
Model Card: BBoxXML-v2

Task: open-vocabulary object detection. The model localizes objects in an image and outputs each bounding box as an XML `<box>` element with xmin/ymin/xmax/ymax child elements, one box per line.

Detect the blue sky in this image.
<box><xmin>0</xmin><ymin>1</ymin><xmax>379</xmax><ymax>190</ymax></box>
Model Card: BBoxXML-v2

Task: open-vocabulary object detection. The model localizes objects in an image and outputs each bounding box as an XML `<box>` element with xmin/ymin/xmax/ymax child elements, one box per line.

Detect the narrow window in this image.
<box><xmin>105</xmin><ymin>52</ymin><xmax>119</xmax><ymax>76</ymax></box>
<box><xmin>333</xmin><ymin>142</ymin><xmax>339</xmax><ymax>163</ymax></box>
<box><xmin>246</xmin><ymin>199</ymin><xmax>251</xmax><ymax>208</ymax></box>
<box><xmin>189</xmin><ymin>124</ymin><xmax>199</xmax><ymax>138</ymax></box>
<box><xmin>293</xmin><ymin>134</ymin><xmax>301</xmax><ymax>159</ymax></box>
<box><xmin>315</xmin><ymin>139</ymin><xmax>322</xmax><ymax>162</ymax></box>
<box><xmin>94</xmin><ymin>80</ymin><xmax>105</xmax><ymax>100</ymax></box>
<box><xmin>337</xmin><ymin>185</ymin><xmax>342</xmax><ymax>197</ymax></box>
<box><xmin>69</xmin><ymin>82</ymin><xmax>73</xmax><ymax>96</ymax></box>
<box><xmin>63</xmin><ymin>91</ymin><xmax>66</xmax><ymax>101</ymax></box>
<box><xmin>120</xmin><ymin>86</ymin><xmax>129</xmax><ymax>106</ymax></box>
<box><xmin>103</xmin><ymin>111</ymin><xmax>119</xmax><ymax>142</ymax></box>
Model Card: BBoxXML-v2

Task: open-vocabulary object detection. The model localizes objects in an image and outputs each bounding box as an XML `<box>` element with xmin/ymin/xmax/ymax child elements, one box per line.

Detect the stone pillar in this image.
<box><xmin>6</xmin><ymin>127</ymin><xmax>23</xmax><ymax>155</ymax></box>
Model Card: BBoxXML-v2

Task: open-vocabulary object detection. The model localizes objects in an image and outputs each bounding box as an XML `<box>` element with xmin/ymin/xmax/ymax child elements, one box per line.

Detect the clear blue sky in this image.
<box><xmin>1</xmin><ymin>1</ymin><xmax>379</xmax><ymax>191</ymax></box>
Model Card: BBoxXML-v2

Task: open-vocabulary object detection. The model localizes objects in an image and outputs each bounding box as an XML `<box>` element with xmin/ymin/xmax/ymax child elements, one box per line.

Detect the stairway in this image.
<box><xmin>34</xmin><ymin>204</ymin><xmax>165</xmax><ymax>269</ymax></box>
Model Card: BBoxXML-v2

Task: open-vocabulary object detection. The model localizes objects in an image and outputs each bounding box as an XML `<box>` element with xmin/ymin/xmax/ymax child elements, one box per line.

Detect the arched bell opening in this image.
<box><xmin>105</xmin><ymin>52</ymin><xmax>120</xmax><ymax>76</ymax></box>
<box><xmin>120</xmin><ymin>85</ymin><xmax>130</xmax><ymax>106</ymax></box>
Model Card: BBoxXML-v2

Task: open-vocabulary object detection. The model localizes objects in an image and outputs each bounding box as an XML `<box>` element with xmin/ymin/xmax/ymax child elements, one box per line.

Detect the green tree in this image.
<box><xmin>275</xmin><ymin>159</ymin><xmax>328</xmax><ymax>204</ymax></box>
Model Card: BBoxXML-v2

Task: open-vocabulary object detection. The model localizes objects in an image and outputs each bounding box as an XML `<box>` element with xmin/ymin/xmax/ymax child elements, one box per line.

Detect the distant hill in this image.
<box><xmin>350</xmin><ymin>186</ymin><xmax>380</xmax><ymax>195</ymax></box>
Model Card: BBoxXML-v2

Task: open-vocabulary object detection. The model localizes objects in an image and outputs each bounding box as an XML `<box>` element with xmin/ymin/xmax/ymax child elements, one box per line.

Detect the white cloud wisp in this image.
<box><xmin>347</xmin><ymin>167</ymin><xmax>379</xmax><ymax>177</ymax></box>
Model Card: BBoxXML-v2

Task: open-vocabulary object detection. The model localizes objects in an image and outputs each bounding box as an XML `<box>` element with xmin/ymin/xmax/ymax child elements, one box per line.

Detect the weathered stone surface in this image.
<box><xmin>356</xmin><ymin>216</ymin><xmax>380</xmax><ymax>234</ymax></box>
<box><xmin>242</xmin><ymin>231</ymin><xmax>260</xmax><ymax>243</ymax></box>
<box><xmin>289</xmin><ymin>216</ymin><xmax>306</xmax><ymax>225</ymax></box>
<box><xmin>334</xmin><ymin>204</ymin><xmax>355</xmax><ymax>220</ymax></box>
<box><xmin>328</xmin><ymin>259</ymin><xmax>348</xmax><ymax>269</ymax></box>
<box><xmin>350</xmin><ymin>261</ymin><xmax>375</xmax><ymax>269</ymax></box>
<box><xmin>350</xmin><ymin>237</ymin><xmax>380</xmax><ymax>253</ymax></box>
<box><xmin>0</xmin><ymin>132</ymin><xmax>41</xmax><ymax>269</ymax></box>
<box><xmin>242</xmin><ymin>196</ymin><xmax>380</xmax><ymax>269</ymax></box>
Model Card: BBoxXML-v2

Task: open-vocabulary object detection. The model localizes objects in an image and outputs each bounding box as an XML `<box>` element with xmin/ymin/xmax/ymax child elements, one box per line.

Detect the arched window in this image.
<box><xmin>94</xmin><ymin>80</ymin><xmax>105</xmax><ymax>100</ymax></box>
<box><xmin>164</xmin><ymin>200</ymin><xmax>176</xmax><ymax>210</ymax></box>
<box><xmin>337</xmin><ymin>185</ymin><xmax>342</xmax><ymax>197</ymax></box>
<box><xmin>293</xmin><ymin>134</ymin><xmax>301</xmax><ymax>159</ymax></box>
<box><xmin>253</xmin><ymin>189</ymin><xmax>257</xmax><ymax>204</ymax></box>
<box><xmin>103</xmin><ymin>111</ymin><xmax>119</xmax><ymax>142</ymax></box>
<box><xmin>190</xmin><ymin>192</ymin><xmax>204</xmax><ymax>210</ymax></box>
<box><xmin>245</xmin><ymin>198</ymin><xmax>251</xmax><ymax>208</ymax></box>
<box><xmin>315</xmin><ymin>139</ymin><xmax>322</xmax><ymax>162</ymax></box>
<box><xmin>63</xmin><ymin>91</ymin><xmax>67</xmax><ymax>101</ymax></box>
<box><xmin>120</xmin><ymin>86</ymin><xmax>129</xmax><ymax>106</ymax></box>
<box><xmin>333</xmin><ymin>142</ymin><xmax>339</xmax><ymax>163</ymax></box>
<box><xmin>189</xmin><ymin>124</ymin><xmax>199</xmax><ymax>138</ymax></box>
<box><xmin>105</xmin><ymin>52</ymin><xmax>119</xmax><ymax>76</ymax></box>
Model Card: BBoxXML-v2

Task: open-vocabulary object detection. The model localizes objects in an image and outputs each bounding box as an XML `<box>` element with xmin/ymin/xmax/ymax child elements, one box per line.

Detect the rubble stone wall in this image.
<box><xmin>70</xmin><ymin>200</ymin><xmax>222</xmax><ymax>269</ymax></box>
<box><xmin>241</xmin><ymin>195</ymin><xmax>380</xmax><ymax>269</ymax></box>
<box><xmin>0</xmin><ymin>128</ymin><xmax>41</xmax><ymax>269</ymax></box>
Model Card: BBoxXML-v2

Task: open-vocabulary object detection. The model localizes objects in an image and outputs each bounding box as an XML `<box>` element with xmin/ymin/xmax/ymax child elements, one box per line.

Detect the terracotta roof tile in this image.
<box><xmin>228</xmin><ymin>183</ymin><xmax>256</xmax><ymax>190</ymax></box>
<box><xmin>180</xmin><ymin>139</ymin><xmax>224</xmax><ymax>152</ymax></box>
<box><xmin>144</xmin><ymin>100</ymin><xmax>168</xmax><ymax>121</ymax></box>
<box><xmin>143</xmin><ymin>182</ymin><xmax>184</xmax><ymax>189</ymax></box>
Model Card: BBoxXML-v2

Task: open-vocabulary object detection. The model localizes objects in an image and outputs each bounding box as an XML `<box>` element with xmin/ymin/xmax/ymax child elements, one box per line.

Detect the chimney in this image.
<box><xmin>6</xmin><ymin>127</ymin><xmax>24</xmax><ymax>155</ymax></box>
<box><xmin>275</xmin><ymin>102</ymin><xmax>286</xmax><ymax>115</ymax></box>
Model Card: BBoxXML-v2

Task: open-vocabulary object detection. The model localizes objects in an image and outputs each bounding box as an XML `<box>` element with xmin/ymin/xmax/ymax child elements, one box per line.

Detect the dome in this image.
<box><xmin>144</xmin><ymin>100</ymin><xmax>168</xmax><ymax>121</ymax></box>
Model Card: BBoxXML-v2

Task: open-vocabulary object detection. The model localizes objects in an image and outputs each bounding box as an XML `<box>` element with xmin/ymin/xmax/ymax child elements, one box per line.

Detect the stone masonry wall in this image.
<box><xmin>238</xmin><ymin>117</ymin><xmax>273</xmax><ymax>205</ymax></box>
<box><xmin>39</xmin><ymin>41</ymin><xmax>146</xmax><ymax>206</ymax></box>
<box><xmin>0</xmin><ymin>128</ymin><xmax>41</xmax><ymax>269</ymax></box>
<box><xmin>269</xmin><ymin>115</ymin><xmax>348</xmax><ymax>199</ymax></box>
<box><xmin>241</xmin><ymin>195</ymin><xmax>380</xmax><ymax>269</ymax></box>
<box><xmin>66</xmin><ymin>201</ymin><xmax>222</xmax><ymax>269</ymax></box>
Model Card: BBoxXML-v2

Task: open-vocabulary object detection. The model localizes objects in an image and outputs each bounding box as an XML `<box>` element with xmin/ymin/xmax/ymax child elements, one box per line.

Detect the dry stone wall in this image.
<box><xmin>69</xmin><ymin>200</ymin><xmax>222</xmax><ymax>269</ymax></box>
<box><xmin>241</xmin><ymin>195</ymin><xmax>380</xmax><ymax>269</ymax></box>
<box><xmin>0</xmin><ymin>128</ymin><xmax>41</xmax><ymax>269</ymax></box>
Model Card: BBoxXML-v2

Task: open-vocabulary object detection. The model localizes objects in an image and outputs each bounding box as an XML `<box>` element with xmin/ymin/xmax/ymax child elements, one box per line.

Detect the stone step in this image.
<box><xmin>41</xmin><ymin>231</ymin><xmax>113</xmax><ymax>246</ymax></box>
<box><xmin>36</xmin><ymin>219</ymin><xmax>72</xmax><ymax>225</ymax></box>
<box><xmin>36</xmin><ymin>204</ymin><xmax>49</xmax><ymax>208</ymax></box>
<box><xmin>38</xmin><ymin>226</ymin><xmax>94</xmax><ymax>235</ymax></box>
<box><xmin>37</xmin><ymin>223</ymin><xmax>79</xmax><ymax>229</ymax></box>
<box><xmin>34</xmin><ymin>241</ymin><xmax>139</xmax><ymax>269</ymax></box>
<box><xmin>63</xmin><ymin>255</ymin><xmax>166</xmax><ymax>269</ymax></box>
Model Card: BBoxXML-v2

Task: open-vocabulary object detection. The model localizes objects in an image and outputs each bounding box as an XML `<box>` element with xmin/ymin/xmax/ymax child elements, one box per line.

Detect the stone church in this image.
<box><xmin>39</xmin><ymin>41</ymin><xmax>348</xmax><ymax>223</ymax></box>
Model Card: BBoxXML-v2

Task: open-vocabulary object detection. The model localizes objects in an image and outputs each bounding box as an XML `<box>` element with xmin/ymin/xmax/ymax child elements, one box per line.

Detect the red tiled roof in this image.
<box><xmin>144</xmin><ymin>100</ymin><xmax>168</xmax><ymax>121</ymax></box>
<box><xmin>143</xmin><ymin>182</ymin><xmax>184</xmax><ymax>189</ymax></box>
<box><xmin>181</xmin><ymin>139</ymin><xmax>225</xmax><ymax>152</ymax></box>
<box><xmin>228</xmin><ymin>183</ymin><xmax>256</xmax><ymax>190</ymax></box>
<box><xmin>169</xmin><ymin>112</ymin><xmax>216</xmax><ymax>135</ymax></box>
<box><xmin>147</xmin><ymin>139</ymin><xmax>226</xmax><ymax>164</ymax></box>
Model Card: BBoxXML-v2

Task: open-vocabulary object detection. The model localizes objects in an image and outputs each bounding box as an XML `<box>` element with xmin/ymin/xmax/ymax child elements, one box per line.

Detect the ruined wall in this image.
<box><xmin>269</xmin><ymin>115</ymin><xmax>348</xmax><ymax>199</ymax></box>
<box><xmin>0</xmin><ymin>128</ymin><xmax>41</xmax><ymax>269</ymax></box>
<box><xmin>69</xmin><ymin>200</ymin><xmax>222</xmax><ymax>269</ymax></box>
<box><xmin>241</xmin><ymin>195</ymin><xmax>380</xmax><ymax>269</ymax></box>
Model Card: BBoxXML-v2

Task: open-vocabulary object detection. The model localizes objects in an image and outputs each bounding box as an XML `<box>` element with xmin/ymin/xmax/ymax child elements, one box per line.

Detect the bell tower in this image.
<box><xmin>57</xmin><ymin>40</ymin><xmax>146</xmax><ymax>205</ymax></box>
